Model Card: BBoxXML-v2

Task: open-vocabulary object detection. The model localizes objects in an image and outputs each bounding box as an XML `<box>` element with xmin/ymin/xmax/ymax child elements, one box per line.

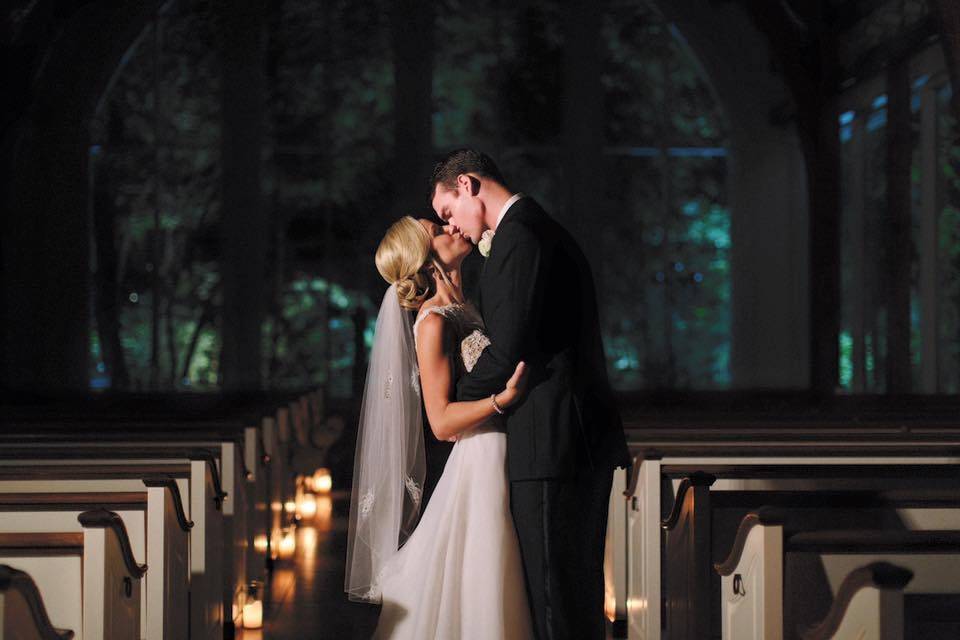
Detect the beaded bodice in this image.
<box><xmin>412</xmin><ymin>302</ymin><xmax>489</xmax><ymax>374</ymax></box>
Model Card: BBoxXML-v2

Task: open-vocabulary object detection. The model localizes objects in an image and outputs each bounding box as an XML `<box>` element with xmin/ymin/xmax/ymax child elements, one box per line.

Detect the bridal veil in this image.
<box><xmin>344</xmin><ymin>284</ymin><xmax>426</xmax><ymax>602</ymax></box>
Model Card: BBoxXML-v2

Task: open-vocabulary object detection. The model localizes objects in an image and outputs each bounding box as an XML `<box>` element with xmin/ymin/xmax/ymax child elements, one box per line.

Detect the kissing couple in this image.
<box><xmin>346</xmin><ymin>149</ymin><xmax>630</xmax><ymax>639</ymax></box>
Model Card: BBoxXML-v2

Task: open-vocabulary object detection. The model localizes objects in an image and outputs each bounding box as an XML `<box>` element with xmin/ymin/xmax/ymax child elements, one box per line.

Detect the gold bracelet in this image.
<box><xmin>491</xmin><ymin>393</ymin><xmax>505</xmax><ymax>415</ymax></box>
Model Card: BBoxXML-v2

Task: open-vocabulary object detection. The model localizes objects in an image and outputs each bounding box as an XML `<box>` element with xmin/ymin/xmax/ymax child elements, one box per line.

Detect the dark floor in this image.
<box><xmin>236</xmin><ymin>489</ymin><xmax>617</xmax><ymax>639</ymax></box>
<box><xmin>238</xmin><ymin>490</ymin><xmax>379</xmax><ymax>640</ymax></box>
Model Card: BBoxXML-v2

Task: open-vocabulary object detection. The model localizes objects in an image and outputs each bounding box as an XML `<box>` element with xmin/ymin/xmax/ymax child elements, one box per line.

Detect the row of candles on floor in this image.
<box><xmin>242</xmin><ymin>467</ymin><xmax>334</xmax><ymax>629</ymax></box>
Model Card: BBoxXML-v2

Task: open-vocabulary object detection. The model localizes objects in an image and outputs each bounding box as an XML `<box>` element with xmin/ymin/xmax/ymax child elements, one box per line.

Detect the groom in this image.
<box><xmin>431</xmin><ymin>149</ymin><xmax>631</xmax><ymax>639</ymax></box>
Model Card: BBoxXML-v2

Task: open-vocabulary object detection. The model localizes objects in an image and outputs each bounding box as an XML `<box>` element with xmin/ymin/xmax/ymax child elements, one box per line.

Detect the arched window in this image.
<box><xmin>88</xmin><ymin>0</ymin><xmax>388</xmax><ymax>395</ymax></box>
<box><xmin>89</xmin><ymin>0</ymin><xmax>731</xmax><ymax>394</ymax></box>
<box><xmin>89</xmin><ymin>2</ymin><xmax>224</xmax><ymax>391</ymax></box>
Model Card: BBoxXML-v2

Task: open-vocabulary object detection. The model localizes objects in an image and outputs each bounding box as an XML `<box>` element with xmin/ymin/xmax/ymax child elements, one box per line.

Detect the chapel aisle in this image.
<box><xmin>236</xmin><ymin>487</ymin><xmax>618</xmax><ymax>640</ymax></box>
<box><xmin>238</xmin><ymin>489</ymin><xmax>379</xmax><ymax>640</ymax></box>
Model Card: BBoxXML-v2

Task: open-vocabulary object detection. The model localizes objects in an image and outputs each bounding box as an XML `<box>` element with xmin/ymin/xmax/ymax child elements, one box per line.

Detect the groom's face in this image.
<box><xmin>431</xmin><ymin>177</ymin><xmax>485</xmax><ymax>244</ymax></box>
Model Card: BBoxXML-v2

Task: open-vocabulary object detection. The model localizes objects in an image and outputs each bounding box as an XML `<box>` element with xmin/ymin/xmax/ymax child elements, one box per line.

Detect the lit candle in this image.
<box><xmin>298</xmin><ymin>493</ymin><xmax>317</xmax><ymax>518</ymax></box>
<box><xmin>242</xmin><ymin>600</ymin><xmax>263</xmax><ymax>629</ymax></box>
<box><xmin>312</xmin><ymin>468</ymin><xmax>333</xmax><ymax>494</ymax></box>
<box><xmin>284</xmin><ymin>500</ymin><xmax>297</xmax><ymax>514</ymax></box>
<box><xmin>254</xmin><ymin>534</ymin><xmax>268</xmax><ymax>554</ymax></box>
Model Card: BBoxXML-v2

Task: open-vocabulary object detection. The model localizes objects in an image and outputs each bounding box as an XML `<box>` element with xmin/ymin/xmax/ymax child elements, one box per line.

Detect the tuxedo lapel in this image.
<box><xmin>479</xmin><ymin>198</ymin><xmax>530</xmax><ymax>317</ymax></box>
<box><xmin>476</xmin><ymin>197</ymin><xmax>537</xmax><ymax>321</ymax></box>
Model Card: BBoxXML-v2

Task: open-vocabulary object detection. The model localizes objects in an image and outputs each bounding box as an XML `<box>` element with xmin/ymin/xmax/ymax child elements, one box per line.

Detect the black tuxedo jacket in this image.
<box><xmin>456</xmin><ymin>197</ymin><xmax>631</xmax><ymax>480</ymax></box>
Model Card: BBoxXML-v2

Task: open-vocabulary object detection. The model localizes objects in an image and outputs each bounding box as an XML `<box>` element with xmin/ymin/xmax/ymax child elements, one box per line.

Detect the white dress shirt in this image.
<box><xmin>493</xmin><ymin>192</ymin><xmax>524</xmax><ymax>231</ymax></box>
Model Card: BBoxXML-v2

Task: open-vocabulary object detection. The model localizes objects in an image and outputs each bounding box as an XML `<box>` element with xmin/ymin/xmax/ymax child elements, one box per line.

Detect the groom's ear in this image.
<box><xmin>459</xmin><ymin>174</ymin><xmax>481</xmax><ymax>196</ymax></box>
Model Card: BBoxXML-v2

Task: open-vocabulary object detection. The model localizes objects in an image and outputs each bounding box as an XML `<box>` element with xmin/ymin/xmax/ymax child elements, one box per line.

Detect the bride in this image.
<box><xmin>345</xmin><ymin>216</ymin><xmax>534</xmax><ymax>639</ymax></box>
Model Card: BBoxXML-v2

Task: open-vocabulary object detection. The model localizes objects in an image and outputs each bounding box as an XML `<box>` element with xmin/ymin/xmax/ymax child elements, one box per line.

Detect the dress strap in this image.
<box><xmin>412</xmin><ymin>304</ymin><xmax>458</xmax><ymax>343</ymax></box>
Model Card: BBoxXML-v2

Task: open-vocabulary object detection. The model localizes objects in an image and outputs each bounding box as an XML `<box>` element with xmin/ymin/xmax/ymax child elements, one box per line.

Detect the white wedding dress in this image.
<box><xmin>372</xmin><ymin>302</ymin><xmax>533</xmax><ymax>640</ymax></box>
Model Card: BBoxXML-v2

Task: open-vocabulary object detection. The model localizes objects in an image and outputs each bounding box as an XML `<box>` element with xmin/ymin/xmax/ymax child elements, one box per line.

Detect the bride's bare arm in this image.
<box><xmin>415</xmin><ymin>312</ymin><xmax>525</xmax><ymax>442</ymax></box>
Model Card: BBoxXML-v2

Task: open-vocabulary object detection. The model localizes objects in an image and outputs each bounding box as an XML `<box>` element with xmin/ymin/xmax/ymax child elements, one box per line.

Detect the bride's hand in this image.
<box><xmin>496</xmin><ymin>362</ymin><xmax>528</xmax><ymax>409</ymax></box>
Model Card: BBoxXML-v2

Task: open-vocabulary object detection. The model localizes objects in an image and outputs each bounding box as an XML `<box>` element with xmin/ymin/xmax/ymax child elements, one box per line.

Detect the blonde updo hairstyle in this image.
<box><xmin>376</xmin><ymin>216</ymin><xmax>451</xmax><ymax>310</ymax></box>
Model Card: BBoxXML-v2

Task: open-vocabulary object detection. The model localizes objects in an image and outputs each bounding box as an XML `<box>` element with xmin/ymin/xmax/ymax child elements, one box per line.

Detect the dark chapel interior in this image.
<box><xmin>2</xmin><ymin>0</ymin><xmax>960</xmax><ymax>638</ymax></box>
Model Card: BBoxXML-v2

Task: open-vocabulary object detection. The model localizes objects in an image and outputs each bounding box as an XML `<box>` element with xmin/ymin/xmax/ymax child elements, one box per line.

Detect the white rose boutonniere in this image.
<box><xmin>478</xmin><ymin>230</ymin><xmax>495</xmax><ymax>258</ymax></box>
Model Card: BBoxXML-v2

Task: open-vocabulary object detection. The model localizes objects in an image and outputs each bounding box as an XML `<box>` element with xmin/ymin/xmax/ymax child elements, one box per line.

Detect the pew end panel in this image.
<box><xmin>0</xmin><ymin>508</ymin><xmax>146</xmax><ymax>640</ymax></box>
<box><xmin>0</xmin><ymin>564</ymin><xmax>75</xmax><ymax>640</ymax></box>
<box><xmin>190</xmin><ymin>459</ymin><xmax>224</xmax><ymax>640</ymax></box>
<box><xmin>143</xmin><ymin>480</ymin><xmax>192</xmax><ymax>640</ymax></box>
<box><xmin>714</xmin><ymin>510</ymin><xmax>785</xmax><ymax>640</ymax></box>
<box><xmin>625</xmin><ymin>456</ymin><xmax>663</xmax><ymax>640</ymax></box>
<box><xmin>799</xmin><ymin>562</ymin><xmax>913</xmax><ymax>640</ymax></box>
<box><xmin>77</xmin><ymin>509</ymin><xmax>146</xmax><ymax>640</ymax></box>
<box><xmin>661</xmin><ymin>472</ymin><xmax>716</xmax><ymax>640</ymax></box>
<box><xmin>604</xmin><ymin>466</ymin><xmax>628</xmax><ymax>633</ymax></box>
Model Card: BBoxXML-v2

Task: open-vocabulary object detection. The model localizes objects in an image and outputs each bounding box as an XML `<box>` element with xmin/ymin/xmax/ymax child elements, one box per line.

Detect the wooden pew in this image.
<box><xmin>0</xmin><ymin>448</ymin><xmax>224</xmax><ymax>640</ymax></box>
<box><xmin>0</xmin><ymin>564</ymin><xmax>74</xmax><ymax>639</ymax></box>
<box><xmin>659</xmin><ymin>474</ymin><xmax>960</xmax><ymax>639</ymax></box>
<box><xmin>788</xmin><ymin>529</ymin><xmax>960</xmax><ymax>638</ymax></box>
<box><xmin>92</xmin><ymin>395</ymin><xmax>304</xmax><ymax>583</ymax></box>
<box><xmin>0</xmin><ymin>481</ymin><xmax>190</xmax><ymax>640</ymax></box>
<box><xmin>617</xmin><ymin>406</ymin><xmax>960</xmax><ymax>640</ymax></box>
<box><xmin>715</xmin><ymin>508</ymin><xmax>785</xmax><ymax>640</ymax></box>
<box><xmin>0</xmin><ymin>390</ymin><xmax>316</xmax><ymax>633</ymax></box>
<box><xmin>0</xmin><ymin>389</ymin><xmax>315</xmax><ymax>561</ymax></box>
<box><xmin>660</xmin><ymin>472</ymin><xmax>716</xmax><ymax>640</ymax></box>
<box><xmin>715</xmin><ymin>508</ymin><xmax>960</xmax><ymax>639</ymax></box>
<box><xmin>0</xmin><ymin>509</ymin><xmax>146</xmax><ymax>640</ymax></box>
<box><xmin>799</xmin><ymin>562</ymin><xmax>914</xmax><ymax>640</ymax></box>
<box><xmin>603</xmin><ymin>467</ymin><xmax>629</xmax><ymax>636</ymax></box>
<box><xmin>0</xmin><ymin>425</ymin><xmax>251</xmax><ymax>635</ymax></box>
<box><xmin>8</xmin><ymin>391</ymin><xmax>310</xmax><ymax>578</ymax></box>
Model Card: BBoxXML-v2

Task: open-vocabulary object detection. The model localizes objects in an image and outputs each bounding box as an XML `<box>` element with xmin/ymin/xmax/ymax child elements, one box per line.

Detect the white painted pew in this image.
<box><xmin>621</xmin><ymin>452</ymin><xmax>960</xmax><ymax>640</ymax></box>
<box><xmin>716</xmin><ymin>510</ymin><xmax>785</xmax><ymax>640</ymax></box>
<box><xmin>799</xmin><ymin>562</ymin><xmax>914</xmax><ymax>640</ymax></box>
<box><xmin>1</xmin><ymin>426</ymin><xmax>254</xmax><ymax>632</ymax></box>
<box><xmin>716</xmin><ymin>512</ymin><xmax>960</xmax><ymax>640</ymax></box>
<box><xmin>0</xmin><ymin>509</ymin><xmax>146</xmax><ymax>640</ymax></box>
<box><xmin>0</xmin><ymin>564</ymin><xmax>74</xmax><ymax>639</ymax></box>
<box><xmin>106</xmin><ymin>437</ymin><xmax>251</xmax><ymax>633</ymax></box>
<box><xmin>0</xmin><ymin>452</ymin><xmax>223</xmax><ymax>640</ymax></box>
<box><xmin>247</xmin><ymin>418</ymin><xmax>269</xmax><ymax>585</ymax></box>
<box><xmin>0</xmin><ymin>481</ymin><xmax>190</xmax><ymax>640</ymax></box>
<box><xmin>0</xmin><ymin>393</ymin><xmax>307</xmax><ymax>634</ymax></box>
<box><xmin>603</xmin><ymin>467</ymin><xmax>628</xmax><ymax>634</ymax></box>
<box><xmin>267</xmin><ymin>407</ymin><xmax>293</xmax><ymax>565</ymax></box>
<box><xmin>13</xmin><ymin>434</ymin><xmax>255</xmax><ymax>634</ymax></box>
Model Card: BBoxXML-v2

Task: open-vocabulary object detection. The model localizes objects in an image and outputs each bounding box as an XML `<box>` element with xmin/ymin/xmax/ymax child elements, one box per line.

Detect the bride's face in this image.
<box><xmin>419</xmin><ymin>219</ymin><xmax>472</xmax><ymax>269</ymax></box>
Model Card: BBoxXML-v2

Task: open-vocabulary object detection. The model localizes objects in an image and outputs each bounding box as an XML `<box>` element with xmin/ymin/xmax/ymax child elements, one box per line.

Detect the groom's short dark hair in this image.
<box><xmin>430</xmin><ymin>149</ymin><xmax>508</xmax><ymax>196</ymax></box>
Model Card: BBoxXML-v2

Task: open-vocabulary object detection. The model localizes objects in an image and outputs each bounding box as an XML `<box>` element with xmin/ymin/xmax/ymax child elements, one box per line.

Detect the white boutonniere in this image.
<box><xmin>478</xmin><ymin>230</ymin><xmax>495</xmax><ymax>258</ymax></box>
